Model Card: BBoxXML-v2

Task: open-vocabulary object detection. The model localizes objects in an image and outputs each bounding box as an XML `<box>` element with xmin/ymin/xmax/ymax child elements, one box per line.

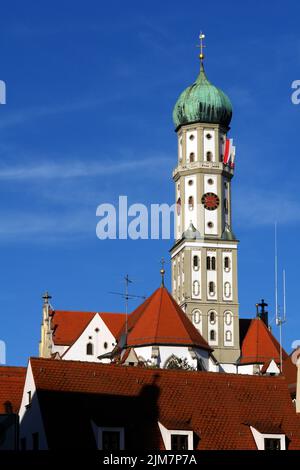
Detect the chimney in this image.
<box><xmin>256</xmin><ymin>299</ymin><xmax>268</xmax><ymax>327</ymax></box>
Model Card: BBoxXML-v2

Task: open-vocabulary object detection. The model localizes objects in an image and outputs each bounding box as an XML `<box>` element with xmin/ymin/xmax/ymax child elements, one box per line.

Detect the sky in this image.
<box><xmin>0</xmin><ymin>0</ymin><xmax>300</xmax><ymax>365</ymax></box>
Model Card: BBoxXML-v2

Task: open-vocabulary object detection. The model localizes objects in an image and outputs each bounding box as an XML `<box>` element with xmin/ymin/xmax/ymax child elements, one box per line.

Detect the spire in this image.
<box><xmin>160</xmin><ymin>258</ymin><xmax>165</xmax><ymax>287</ymax></box>
<box><xmin>42</xmin><ymin>291</ymin><xmax>52</xmax><ymax>305</ymax></box>
<box><xmin>197</xmin><ymin>31</ymin><xmax>206</xmax><ymax>65</ymax></box>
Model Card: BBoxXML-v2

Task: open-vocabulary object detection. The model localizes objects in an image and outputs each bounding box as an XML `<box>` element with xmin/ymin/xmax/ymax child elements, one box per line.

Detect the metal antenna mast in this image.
<box><xmin>109</xmin><ymin>275</ymin><xmax>146</xmax><ymax>340</ymax></box>
<box><xmin>274</xmin><ymin>223</ymin><xmax>287</xmax><ymax>372</ymax></box>
<box><xmin>275</xmin><ymin>222</ymin><xmax>279</xmax><ymax>326</ymax></box>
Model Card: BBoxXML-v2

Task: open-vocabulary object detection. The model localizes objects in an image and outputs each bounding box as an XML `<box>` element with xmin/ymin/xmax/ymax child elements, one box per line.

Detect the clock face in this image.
<box><xmin>201</xmin><ymin>192</ymin><xmax>220</xmax><ymax>211</ymax></box>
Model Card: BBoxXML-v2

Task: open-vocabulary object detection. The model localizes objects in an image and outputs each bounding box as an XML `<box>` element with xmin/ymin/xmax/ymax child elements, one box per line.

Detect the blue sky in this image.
<box><xmin>0</xmin><ymin>0</ymin><xmax>300</xmax><ymax>365</ymax></box>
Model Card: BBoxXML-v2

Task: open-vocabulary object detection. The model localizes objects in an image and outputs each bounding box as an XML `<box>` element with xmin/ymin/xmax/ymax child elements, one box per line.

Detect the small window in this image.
<box><xmin>188</xmin><ymin>196</ymin><xmax>194</xmax><ymax>210</ymax></box>
<box><xmin>176</xmin><ymin>198</ymin><xmax>181</xmax><ymax>215</ymax></box>
<box><xmin>224</xmin><ymin>282</ymin><xmax>231</xmax><ymax>298</ymax></box>
<box><xmin>224</xmin><ymin>256</ymin><xmax>230</xmax><ymax>271</ymax></box>
<box><xmin>95</xmin><ymin>328</ymin><xmax>100</xmax><ymax>333</ymax></box>
<box><xmin>206</xmin><ymin>151</ymin><xmax>213</xmax><ymax>162</ymax></box>
<box><xmin>193</xmin><ymin>280</ymin><xmax>200</xmax><ymax>297</ymax></box>
<box><xmin>206</xmin><ymin>133</ymin><xmax>212</xmax><ymax>140</ymax></box>
<box><xmin>86</xmin><ymin>342</ymin><xmax>94</xmax><ymax>355</ymax></box>
<box><xmin>189</xmin><ymin>134</ymin><xmax>195</xmax><ymax>141</ymax></box>
<box><xmin>171</xmin><ymin>434</ymin><xmax>189</xmax><ymax>450</ymax></box>
<box><xmin>206</xmin><ymin>256</ymin><xmax>211</xmax><ymax>270</ymax></box>
<box><xmin>192</xmin><ymin>310</ymin><xmax>201</xmax><ymax>325</ymax></box>
<box><xmin>264</xmin><ymin>438</ymin><xmax>281</xmax><ymax>451</ymax></box>
<box><xmin>209</xmin><ymin>281</ymin><xmax>215</xmax><ymax>296</ymax></box>
<box><xmin>193</xmin><ymin>255</ymin><xmax>199</xmax><ymax>270</ymax></box>
<box><xmin>210</xmin><ymin>330</ymin><xmax>216</xmax><ymax>341</ymax></box>
<box><xmin>104</xmin><ymin>342</ymin><xmax>108</xmax><ymax>349</ymax></box>
<box><xmin>225</xmin><ymin>312</ymin><xmax>232</xmax><ymax>326</ymax></box>
<box><xmin>102</xmin><ymin>431</ymin><xmax>121</xmax><ymax>451</ymax></box>
<box><xmin>20</xmin><ymin>438</ymin><xmax>27</xmax><ymax>451</ymax></box>
<box><xmin>188</xmin><ymin>179</ymin><xmax>193</xmax><ymax>186</ymax></box>
<box><xmin>189</xmin><ymin>152</ymin><xmax>195</xmax><ymax>162</ymax></box>
<box><xmin>209</xmin><ymin>311</ymin><xmax>216</xmax><ymax>324</ymax></box>
<box><xmin>207</xmin><ymin>178</ymin><xmax>214</xmax><ymax>185</ymax></box>
<box><xmin>32</xmin><ymin>432</ymin><xmax>39</xmax><ymax>451</ymax></box>
<box><xmin>207</xmin><ymin>221</ymin><xmax>214</xmax><ymax>229</ymax></box>
<box><xmin>224</xmin><ymin>199</ymin><xmax>228</xmax><ymax>213</ymax></box>
<box><xmin>211</xmin><ymin>256</ymin><xmax>216</xmax><ymax>271</ymax></box>
<box><xmin>225</xmin><ymin>330</ymin><xmax>232</xmax><ymax>342</ymax></box>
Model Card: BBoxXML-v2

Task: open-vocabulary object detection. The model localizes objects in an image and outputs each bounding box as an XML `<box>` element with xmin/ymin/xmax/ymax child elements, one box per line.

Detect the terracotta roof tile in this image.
<box><xmin>0</xmin><ymin>366</ymin><xmax>26</xmax><ymax>413</ymax></box>
<box><xmin>51</xmin><ymin>310</ymin><xmax>125</xmax><ymax>346</ymax></box>
<box><xmin>29</xmin><ymin>357</ymin><xmax>300</xmax><ymax>450</ymax></box>
<box><xmin>120</xmin><ymin>287</ymin><xmax>211</xmax><ymax>350</ymax></box>
<box><xmin>240</xmin><ymin>318</ymin><xmax>288</xmax><ymax>364</ymax></box>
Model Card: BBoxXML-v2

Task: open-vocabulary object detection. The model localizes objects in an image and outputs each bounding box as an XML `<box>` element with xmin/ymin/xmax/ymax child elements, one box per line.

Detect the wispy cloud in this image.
<box><xmin>234</xmin><ymin>187</ymin><xmax>300</xmax><ymax>226</ymax></box>
<box><xmin>0</xmin><ymin>156</ymin><xmax>172</xmax><ymax>181</ymax></box>
<box><xmin>0</xmin><ymin>95</ymin><xmax>121</xmax><ymax>130</ymax></box>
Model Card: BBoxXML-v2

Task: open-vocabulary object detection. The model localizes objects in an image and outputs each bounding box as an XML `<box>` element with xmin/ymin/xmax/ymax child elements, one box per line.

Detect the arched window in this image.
<box><xmin>192</xmin><ymin>309</ymin><xmax>201</xmax><ymax>325</ymax></box>
<box><xmin>224</xmin><ymin>199</ymin><xmax>228</xmax><ymax>213</ymax></box>
<box><xmin>193</xmin><ymin>255</ymin><xmax>199</xmax><ymax>270</ymax></box>
<box><xmin>176</xmin><ymin>197</ymin><xmax>181</xmax><ymax>215</ymax></box>
<box><xmin>224</xmin><ymin>282</ymin><xmax>231</xmax><ymax>298</ymax></box>
<box><xmin>206</xmin><ymin>256</ymin><xmax>211</xmax><ymax>270</ymax></box>
<box><xmin>209</xmin><ymin>281</ymin><xmax>215</xmax><ymax>296</ymax></box>
<box><xmin>210</xmin><ymin>330</ymin><xmax>216</xmax><ymax>342</ymax></box>
<box><xmin>189</xmin><ymin>152</ymin><xmax>195</xmax><ymax>162</ymax></box>
<box><xmin>224</xmin><ymin>256</ymin><xmax>230</xmax><ymax>271</ymax></box>
<box><xmin>193</xmin><ymin>280</ymin><xmax>200</xmax><ymax>297</ymax></box>
<box><xmin>86</xmin><ymin>343</ymin><xmax>93</xmax><ymax>355</ymax></box>
<box><xmin>209</xmin><ymin>311</ymin><xmax>216</xmax><ymax>324</ymax></box>
<box><xmin>206</xmin><ymin>151</ymin><xmax>213</xmax><ymax>162</ymax></box>
<box><xmin>225</xmin><ymin>330</ymin><xmax>232</xmax><ymax>342</ymax></box>
<box><xmin>225</xmin><ymin>311</ymin><xmax>232</xmax><ymax>326</ymax></box>
<box><xmin>188</xmin><ymin>196</ymin><xmax>194</xmax><ymax>210</ymax></box>
<box><xmin>211</xmin><ymin>256</ymin><xmax>216</xmax><ymax>271</ymax></box>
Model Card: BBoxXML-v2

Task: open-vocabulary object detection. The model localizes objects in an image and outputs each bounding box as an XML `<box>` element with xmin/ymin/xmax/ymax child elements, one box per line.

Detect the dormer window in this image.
<box><xmin>158</xmin><ymin>422</ymin><xmax>194</xmax><ymax>450</ymax></box>
<box><xmin>92</xmin><ymin>425</ymin><xmax>125</xmax><ymax>450</ymax></box>
<box><xmin>250</xmin><ymin>426</ymin><xmax>286</xmax><ymax>450</ymax></box>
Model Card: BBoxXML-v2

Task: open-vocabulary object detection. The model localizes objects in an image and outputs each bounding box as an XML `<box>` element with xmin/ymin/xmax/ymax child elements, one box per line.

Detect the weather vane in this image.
<box><xmin>160</xmin><ymin>258</ymin><xmax>165</xmax><ymax>287</ymax></box>
<box><xmin>197</xmin><ymin>31</ymin><xmax>206</xmax><ymax>61</ymax></box>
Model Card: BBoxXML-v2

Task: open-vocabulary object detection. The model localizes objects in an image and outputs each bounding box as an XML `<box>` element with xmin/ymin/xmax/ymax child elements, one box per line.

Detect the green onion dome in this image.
<box><xmin>173</xmin><ymin>62</ymin><xmax>232</xmax><ymax>130</ymax></box>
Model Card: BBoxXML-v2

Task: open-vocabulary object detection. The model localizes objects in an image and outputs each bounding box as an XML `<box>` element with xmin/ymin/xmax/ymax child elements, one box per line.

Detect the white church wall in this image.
<box><xmin>62</xmin><ymin>314</ymin><xmax>117</xmax><ymax>363</ymax></box>
<box><xmin>134</xmin><ymin>345</ymin><xmax>209</xmax><ymax>370</ymax></box>
<box><xmin>19</xmin><ymin>361</ymin><xmax>48</xmax><ymax>450</ymax></box>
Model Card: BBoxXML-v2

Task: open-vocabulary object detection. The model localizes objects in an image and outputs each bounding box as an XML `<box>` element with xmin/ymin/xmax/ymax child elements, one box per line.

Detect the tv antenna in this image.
<box><xmin>274</xmin><ymin>223</ymin><xmax>287</xmax><ymax>372</ymax></box>
<box><xmin>109</xmin><ymin>274</ymin><xmax>146</xmax><ymax>336</ymax></box>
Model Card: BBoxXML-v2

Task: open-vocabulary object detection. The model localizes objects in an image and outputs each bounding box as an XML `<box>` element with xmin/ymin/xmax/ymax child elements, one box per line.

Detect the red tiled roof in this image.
<box><xmin>51</xmin><ymin>310</ymin><xmax>125</xmax><ymax>346</ymax></box>
<box><xmin>282</xmin><ymin>354</ymin><xmax>298</xmax><ymax>396</ymax></box>
<box><xmin>120</xmin><ymin>287</ymin><xmax>211</xmax><ymax>350</ymax></box>
<box><xmin>240</xmin><ymin>318</ymin><xmax>288</xmax><ymax>365</ymax></box>
<box><xmin>29</xmin><ymin>357</ymin><xmax>300</xmax><ymax>450</ymax></box>
<box><xmin>0</xmin><ymin>366</ymin><xmax>26</xmax><ymax>413</ymax></box>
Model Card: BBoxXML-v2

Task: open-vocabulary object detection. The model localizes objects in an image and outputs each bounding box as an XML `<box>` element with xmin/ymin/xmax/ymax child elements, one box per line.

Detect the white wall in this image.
<box><xmin>19</xmin><ymin>361</ymin><xmax>48</xmax><ymax>450</ymax></box>
<box><xmin>134</xmin><ymin>345</ymin><xmax>209</xmax><ymax>370</ymax></box>
<box><xmin>62</xmin><ymin>314</ymin><xmax>117</xmax><ymax>362</ymax></box>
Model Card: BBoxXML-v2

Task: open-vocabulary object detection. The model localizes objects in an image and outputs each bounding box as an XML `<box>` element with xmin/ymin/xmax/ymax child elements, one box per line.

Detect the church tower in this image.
<box><xmin>170</xmin><ymin>35</ymin><xmax>240</xmax><ymax>364</ymax></box>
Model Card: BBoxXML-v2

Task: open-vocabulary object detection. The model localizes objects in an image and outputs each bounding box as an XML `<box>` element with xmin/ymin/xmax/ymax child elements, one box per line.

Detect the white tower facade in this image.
<box><xmin>171</xmin><ymin>48</ymin><xmax>240</xmax><ymax>365</ymax></box>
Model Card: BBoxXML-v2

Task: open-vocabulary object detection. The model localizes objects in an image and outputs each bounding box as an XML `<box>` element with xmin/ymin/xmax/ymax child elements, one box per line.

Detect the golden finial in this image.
<box><xmin>197</xmin><ymin>31</ymin><xmax>206</xmax><ymax>62</ymax></box>
<box><xmin>160</xmin><ymin>257</ymin><xmax>165</xmax><ymax>287</ymax></box>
